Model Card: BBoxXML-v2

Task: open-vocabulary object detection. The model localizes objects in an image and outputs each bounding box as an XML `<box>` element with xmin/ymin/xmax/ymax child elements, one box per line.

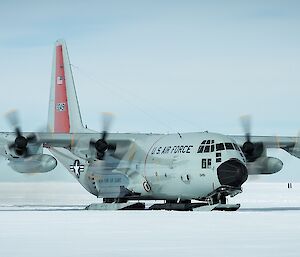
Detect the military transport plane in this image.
<box><xmin>0</xmin><ymin>40</ymin><xmax>299</xmax><ymax>211</ymax></box>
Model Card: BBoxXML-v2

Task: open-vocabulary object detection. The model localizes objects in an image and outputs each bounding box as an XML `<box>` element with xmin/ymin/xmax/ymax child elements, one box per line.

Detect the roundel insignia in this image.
<box><xmin>143</xmin><ymin>181</ymin><xmax>151</xmax><ymax>192</ymax></box>
<box><xmin>70</xmin><ymin>160</ymin><xmax>85</xmax><ymax>178</ymax></box>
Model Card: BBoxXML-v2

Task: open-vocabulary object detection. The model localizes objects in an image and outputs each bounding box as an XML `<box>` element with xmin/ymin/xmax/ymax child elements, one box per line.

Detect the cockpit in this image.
<box><xmin>197</xmin><ymin>140</ymin><xmax>246</xmax><ymax>162</ymax></box>
<box><xmin>197</xmin><ymin>138</ymin><xmax>248</xmax><ymax>188</ymax></box>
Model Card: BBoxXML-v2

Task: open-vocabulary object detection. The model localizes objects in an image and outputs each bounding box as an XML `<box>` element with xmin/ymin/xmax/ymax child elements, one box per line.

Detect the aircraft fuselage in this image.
<box><xmin>49</xmin><ymin>131</ymin><xmax>248</xmax><ymax>202</ymax></box>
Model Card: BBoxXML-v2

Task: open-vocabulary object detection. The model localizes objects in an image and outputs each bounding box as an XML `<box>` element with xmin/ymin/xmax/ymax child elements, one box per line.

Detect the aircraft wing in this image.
<box><xmin>32</xmin><ymin>132</ymin><xmax>300</xmax><ymax>161</ymax></box>
<box><xmin>230</xmin><ymin>135</ymin><xmax>299</xmax><ymax>158</ymax></box>
<box><xmin>0</xmin><ymin>132</ymin><xmax>83</xmax><ymax>150</ymax></box>
<box><xmin>2</xmin><ymin>132</ymin><xmax>299</xmax><ymax>158</ymax></box>
<box><xmin>0</xmin><ymin>132</ymin><xmax>134</xmax><ymax>159</ymax></box>
<box><xmin>37</xmin><ymin>132</ymin><xmax>135</xmax><ymax>160</ymax></box>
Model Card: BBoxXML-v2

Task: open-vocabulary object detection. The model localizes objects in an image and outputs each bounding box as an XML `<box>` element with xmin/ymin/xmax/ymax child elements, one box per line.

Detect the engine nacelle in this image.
<box><xmin>8</xmin><ymin>154</ymin><xmax>57</xmax><ymax>173</ymax></box>
<box><xmin>247</xmin><ymin>157</ymin><xmax>283</xmax><ymax>175</ymax></box>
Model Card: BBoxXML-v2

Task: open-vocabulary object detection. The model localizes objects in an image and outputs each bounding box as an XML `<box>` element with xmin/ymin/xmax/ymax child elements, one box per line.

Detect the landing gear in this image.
<box><xmin>86</xmin><ymin>186</ymin><xmax>242</xmax><ymax>211</ymax></box>
<box><xmin>206</xmin><ymin>185</ymin><xmax>242</xmax><ymax>203</ymax></box>
<box><xmin>103</xmin><ymin>198</ymin><xmax>128</xmax><ymax>204</ymax></box>
<box><xmin>209</xmin><ymin>193</ymin><xmax>227</xmax><ymax>205</ymax></box>
<box><xmin>86</xmin><ymin>202</ymin><xmax>145</xmax><ymax>210</ymax></box>
<box><xmin>204</xmin><ymin>185</ymin><xmax>242</xmax><ymax>211</ymax></box>
<box><xmin>103</xmin><ymin>198</ymin><xmax>114</xmax><ymax>203</ymax></box>
<box><xmin>149</xmin><ymin>200</ymin><xmax>202</xmax><ymax>211</ymax></box>
<box><xmin>218</xmin><ymin>193</ymin><xmax>227</xmax><ymax>204</ymax></box>
<box><xmin>86</xmin><ymin>200</ymin><xmax>240</xmax><ymax>211</ymax></box>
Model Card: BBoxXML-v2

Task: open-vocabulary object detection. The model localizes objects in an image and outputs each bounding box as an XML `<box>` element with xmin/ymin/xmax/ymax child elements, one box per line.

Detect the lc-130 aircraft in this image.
<box><xmin>1</xmin><ymin>40</ymin><xmax>299</xmax><ymax>211</ymax></box>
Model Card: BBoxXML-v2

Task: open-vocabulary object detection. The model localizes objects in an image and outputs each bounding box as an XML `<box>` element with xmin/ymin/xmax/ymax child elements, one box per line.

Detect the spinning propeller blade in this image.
<box><xmin>240</xmin><ymin>115</ymin><xmax>251</xmax><ymax>142</ymax></box>
<box><xmin>5</xmin><ymin>110</ymin><xmax>37</xmax><ymax>156</ymax></box>
<box><xmin>90</xmin><ymin>112</ymin><xmax>116</xmax><ymax>160</ymax></box>
<box><xmin>239</xmin><ymin>115</ymin><xmax>264</xmax><ymax>162</ymax></box>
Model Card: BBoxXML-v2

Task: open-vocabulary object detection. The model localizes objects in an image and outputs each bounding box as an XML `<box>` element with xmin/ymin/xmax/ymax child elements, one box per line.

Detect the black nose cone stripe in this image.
<box><xmin>217</xmin><ymin>159</ymin><xmax>248</xmax><ymax>187</ymax></box>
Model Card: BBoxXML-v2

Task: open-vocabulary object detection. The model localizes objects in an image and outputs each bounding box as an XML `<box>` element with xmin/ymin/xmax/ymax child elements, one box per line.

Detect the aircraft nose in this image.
<box><xmin>217</xmin><ymin>159</ymin><xmax>248</xmax><ymax>187</ymax></box>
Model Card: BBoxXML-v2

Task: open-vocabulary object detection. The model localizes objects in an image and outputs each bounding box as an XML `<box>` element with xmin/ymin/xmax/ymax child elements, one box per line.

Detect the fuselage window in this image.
<box><xmin>225</xmin><ymin>143</ymin><xmax>234</xmax><ymax>150</ymax></box>
<box><xmin>216</xmin><ymin>143</ymin><xmax>225</xmax><ymax>151</ymax></box>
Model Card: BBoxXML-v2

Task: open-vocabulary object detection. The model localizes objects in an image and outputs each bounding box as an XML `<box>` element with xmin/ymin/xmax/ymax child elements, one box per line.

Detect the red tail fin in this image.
<box><xmin>54</xmin><ymin>44</ymin><xmax>70</xmax><ymax>133</ymax></box>
<box><xmin>48</xmin><ymin>40</ymin><xmax>88</xmax><ymax>134</ymax></box>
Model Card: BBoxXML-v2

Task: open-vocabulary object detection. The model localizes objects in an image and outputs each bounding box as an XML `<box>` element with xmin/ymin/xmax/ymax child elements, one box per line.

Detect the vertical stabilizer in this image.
<box><xmin>48</xmin><ymin>40</ymin><xmax>85</xmax><ymax>133</ymax></box>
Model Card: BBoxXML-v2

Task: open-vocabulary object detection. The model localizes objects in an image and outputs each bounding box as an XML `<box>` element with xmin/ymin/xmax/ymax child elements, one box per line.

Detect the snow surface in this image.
<box><xmin>0</xmin><ymin>182</ymin><xmax>300</xmax><ymax>257</ymax></box>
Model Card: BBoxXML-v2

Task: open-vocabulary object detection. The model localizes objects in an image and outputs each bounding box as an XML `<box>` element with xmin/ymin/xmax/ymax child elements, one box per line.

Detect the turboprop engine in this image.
<box><xmin>4</xmin><ymin>110</ymin><xmax>57</xmax><ymax>173</ymax></box>
<box><xmin>246</xmin><ymin>156</ymin><xmax>283</xmax><ymax>175</ymax></box>
<box><xmin>8</xmin><ymin>154</ymin><xmax>57</xmax><ymax>173</ymax></box>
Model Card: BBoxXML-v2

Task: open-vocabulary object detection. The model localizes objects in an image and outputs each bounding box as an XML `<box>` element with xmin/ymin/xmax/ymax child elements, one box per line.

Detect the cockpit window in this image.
<box><xmin>225</xmin><ymin>143</ymin><xmax>234</xmax><ymax>150</ymax></box>
<box><xmin>204</xmin><ymin>145</ymin><xmax>210</xmax><ymax>153</ymax></box>
<box><xmin>197</xmin><ymin>145</ymin><xmax>204</xmax><ymax>153</ymax></box>
<box><xmin>216</xmin><ymin>143</ymin><xmax>225</xmax><ymax>151</ymax></box>
<box><xmin>198</xmin><ymin>139</ymin><xmax>215</xmax><ymax>153</ymax></box>
<box><xmin>233</xmin><ymin>143</ymin><xmax>240</xmax><ymax>150</ymax></box>
<box><xmin>214</xmin><ymin>142</ymin><xmax>239</xmax><ymax>152</ymax></box>
<box><xmin>233</xmin><ymin>143</ymin><xmax>246</xmax><ymax>160</ymax></box>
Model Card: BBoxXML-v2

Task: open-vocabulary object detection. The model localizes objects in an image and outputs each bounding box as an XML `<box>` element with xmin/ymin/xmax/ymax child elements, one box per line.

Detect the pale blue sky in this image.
<box><xmin>0</xmin><ymin>0</ymin><xmax>300</xmax><ymax>182</ymax></box>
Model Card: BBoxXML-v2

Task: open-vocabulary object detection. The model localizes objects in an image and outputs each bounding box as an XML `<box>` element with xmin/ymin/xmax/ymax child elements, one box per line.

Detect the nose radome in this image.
<box><xmin>217</xmin><ymin>159</ymin><xmax>248</xmax><ymax>187</ymax></box>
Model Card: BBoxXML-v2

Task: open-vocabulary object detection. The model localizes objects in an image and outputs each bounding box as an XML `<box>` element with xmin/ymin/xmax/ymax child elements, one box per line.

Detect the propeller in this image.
<box><xmin>240</xmin><ymin>115</ymin><xmax>264</xmax><ymax>162</ymax></box>
<box><xmin>6</xmin><ymin>110</ymin><xmax>37</xmax><ymax>157</ymax></box>
<box><xmin>90</xmin><ymin>113</ymin><xmax>116</xmax><ymax>160</ymax></box>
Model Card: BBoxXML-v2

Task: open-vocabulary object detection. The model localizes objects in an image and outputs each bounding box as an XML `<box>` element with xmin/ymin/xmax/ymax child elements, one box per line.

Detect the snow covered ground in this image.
<box><xmin>0</xmin><ymin>182</ymin><xmax>299</xmax><ymax>257</ymax></box>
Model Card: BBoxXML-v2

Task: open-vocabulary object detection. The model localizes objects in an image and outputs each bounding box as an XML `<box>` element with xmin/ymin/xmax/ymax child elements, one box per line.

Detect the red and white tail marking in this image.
<box><xmin>54</xmin><ymin>45</ymin><xmax>70</xmax><ymax>133</ymax></box>
<box><xmin>48</xmin><ymin>40</ymin><xmax>89</xmax><ymax>133</ymax></box>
